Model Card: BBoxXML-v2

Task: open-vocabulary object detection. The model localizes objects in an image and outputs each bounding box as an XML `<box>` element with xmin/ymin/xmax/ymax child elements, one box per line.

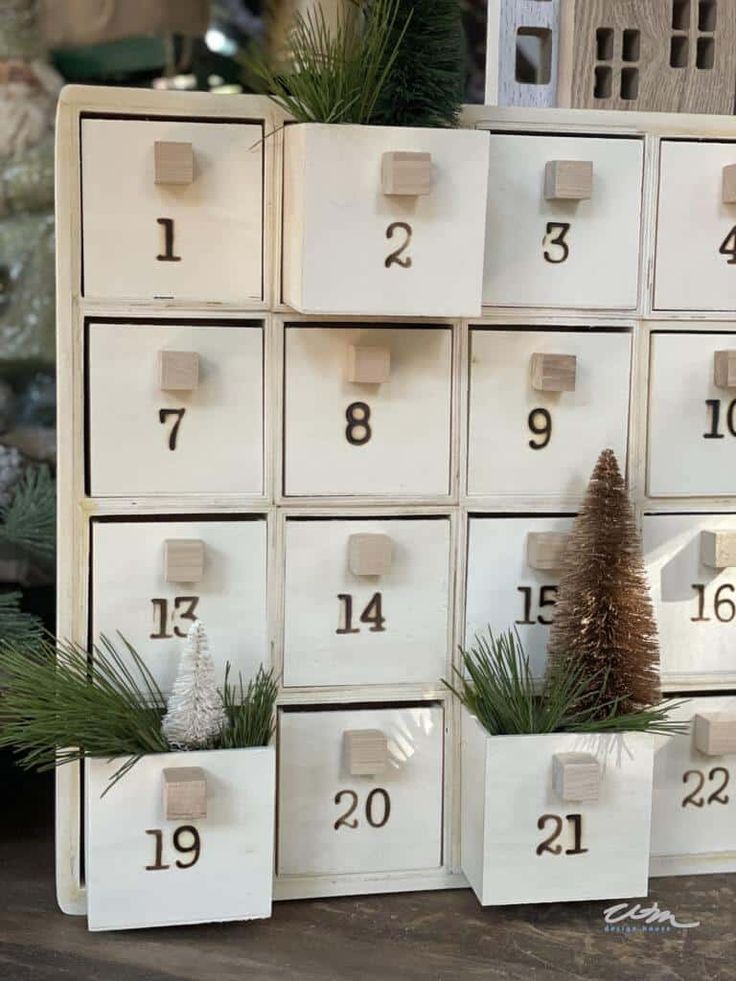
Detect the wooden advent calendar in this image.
<box><xmin>55</xmin><ymin>85</ymin><xmax>736</xmax><ymax>920</ymax></box>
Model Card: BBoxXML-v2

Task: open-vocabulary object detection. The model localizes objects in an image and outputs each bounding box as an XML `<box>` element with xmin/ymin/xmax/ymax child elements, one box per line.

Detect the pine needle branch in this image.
<box><xmin>0</xmin><ymin>465</ymin><xmax>55</xmax><ymax>562</ymax></box>
<box><xmin>0</xmin><ymin>591</ymin><xmax>44</xmax><ymax>646</ymax></box>
<box><xmin>218</xmin><ymin>663</ymin><xmax>278</xmax><ymax>749</ymax></box>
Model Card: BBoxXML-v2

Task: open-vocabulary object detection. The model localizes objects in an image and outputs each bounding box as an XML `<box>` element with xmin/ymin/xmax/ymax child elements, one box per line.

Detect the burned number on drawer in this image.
<box><xmin>543</xmin><ymin>222</ymin><xmax>571</xmax><ymax>264</ymax></box>
<box><xmin>516</xmin><ymin>585</ymin><xmax>557</xmax><ymax>626</ymax></box>
<box><xmin>159</xmin><ymin>408</ymin><xmax>186</xmax><ymax>450</ymax></box>
<box><xmin>718</xmin><ymin>226</ymin><xmax>736</xmax><ymax>265</ymax></box>
<box><xmin>156</xmin><ymin>217</ymin><xmax>181</xmax><ymax>263</ymax></box>
<box><xmin>334</xmin><ymin>789</ymin><xmax>391</xmax><ymax>830</ymax></box>
<box><xmin>345</xmin><ymin>402</ymin><xmax>371</xmax><ymax>445</ymax></box>
<box><xmin>150</xmin><ymin>596</ymin><xmax>200</xmax><ymax>639</ymax></box>
<box><xmin>145</xmin><ymin>826</ymin><xmax>201</xmax><ymax>870</ymax></box>
<box><xmin>528</xmin><ymin>408</ymin><xmax>552</xmax><ymax>450</ymax></box>
<box><xmin>682</xmin><ymin>767</ymin><xmax>730</xmax><ymax>808</ymax></box>
<box><xmin>336</xmin><ymin>592</ymin><xmax>386</xmax><ymax>634</ymax></box>
<box><xmin>385</xmin><ymin>222</ymin><xmax>412</xmax><ymax>269</ymax></box>
<box><xmin>691</xmin><ymin>583</ymin><xmax>735</xmax><ymax>623</ymax></box>
<box><xmin>703</xmin><ymin>400</ymin><xmax>736</xmax><ymax>439</ymax></box>
<box><xmin>536</xmin><ymin>813</ymin><xmax>588</xmax><ymax>856</ymax></box>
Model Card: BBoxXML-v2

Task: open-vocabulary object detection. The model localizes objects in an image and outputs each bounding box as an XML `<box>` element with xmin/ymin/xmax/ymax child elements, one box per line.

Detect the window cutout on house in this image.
<box><xmin>698</xmin><ymin>0</ymin><xmax>717</xmax><ymax>31</ymax></box>
<box><xmin>620</xmin><ymin>67</ymin><xmax>640</xmax><ymax>100</ymax></box>
<box><xmin>696</xmin><ymin>35</ymin><xmax>715</xmax><ymax>67</ymax></box>
<box><xmin>593</xmin><ymin>65</ymin><xmax>612</xmax><ymax>99</ymax></box>
<box><xmin>622</xmin><ymin>29</ymin><xmax>641</xmax><ymax>61</ymax></box>
<box><xmin>672</xmin><ymin>0</ymin><xmax>691</xmax><ymax>30</ymax></box>
<box><xmin>596</xmin><ymin>27</ymin><xmax>614</xmax><ymax>61</ymax></box>
<box><xmin>670</xmin><ymin>34</ymin><xmax>689</xmax><ymax>67</ymax></box>
<box><xmin>515</xmin><ymin>27</ymin><xmax>552</xmax><ymax>85</ymax></box>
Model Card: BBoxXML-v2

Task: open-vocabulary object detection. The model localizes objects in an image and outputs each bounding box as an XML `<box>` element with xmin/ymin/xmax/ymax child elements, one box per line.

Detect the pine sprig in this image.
<box><xmin>0</xmin><ymin>591</ymin><xmax>44</xmax><ymax>646</ymax></box>
<box><xmin>446</xmin><ymin>627</ymin><xmax>688</xmax><ymax>737</ymax></box>
<box><xmin>218</xmin><ymin>664</ymin><xmax>278</xmax><ymax>750</ymax></box>
<box><xmin>0</xmin><ymin>465</ymin><xmax>55</xmax><ymax>562</ymax></box>
<box><xmin>255</xmin><ymin>0</ymin><xmax>411</xmax><ymax>125</ymax></box>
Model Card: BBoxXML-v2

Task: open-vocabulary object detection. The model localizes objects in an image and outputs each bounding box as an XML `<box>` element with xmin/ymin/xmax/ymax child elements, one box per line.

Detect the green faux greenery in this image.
<box><xmin>255</xmin><ymin>0</ymin><xmax>410</xmax><ymax>125</ymax></box>
<box><xmin>445</xmin><ymin>628</ymin><xmax>688</xmax><ymax>737</ymax></box>
<box><xmin>0</xmin><ymin>465</ymin><xmax>55</xmax><ymax>562</ymax></box>
<box><xmin>0</xmin><ymin>591</ymin><xmax>44</xmax><ymax>647</ymax></box>
<box><xmin>371</xmin><ymin>0</ymin><xmax>465</xmax><ymax>128</ymax></box>
<box><xmin>0</xmin><ymin>634</ymin><xmax>278</xmax><ymax>791</ymax></box>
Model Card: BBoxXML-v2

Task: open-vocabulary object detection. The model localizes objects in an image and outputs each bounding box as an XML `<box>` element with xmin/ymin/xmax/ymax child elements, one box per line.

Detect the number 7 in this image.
<box><xmin>159</xmin><ymin>408</ymin><xmax>185</xmax><ymax>450</ymax></box>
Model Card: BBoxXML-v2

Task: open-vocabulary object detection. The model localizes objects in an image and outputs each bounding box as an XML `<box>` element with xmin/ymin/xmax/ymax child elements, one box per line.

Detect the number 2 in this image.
<box><xmin>385</xmin><ymin>222</ymin><xmax>412</xmax><ymax>269</ymax></box>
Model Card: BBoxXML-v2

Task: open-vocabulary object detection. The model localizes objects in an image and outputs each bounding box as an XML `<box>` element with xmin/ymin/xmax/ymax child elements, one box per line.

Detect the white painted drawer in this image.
<box><xmin>91</xmin><ymin>517</ymin><xmax>268</xmax><ymax>694</ymax></box>
<box><xmin>467</xmin><ymin>328</ymin><xmax>631</xmax><ymax>500</ymax></box>
<box><xmin>465</xmin><ymin>515</ymin><xmax>574</xmax><ymax>678</ymax></box>
<box><xmin>85</xmin><ymin>747</ymin><xmax>275</xmax><ymax>931</ymax></box>
<box><xmin>643</xmin><ymin>513</ymin><xmax>736</xmax><ymax>688</ymax></box>
<box><xmin>81</xmin><ymin>116</ymin><xmax>264</xmax><ymax>303</ymax></box>
<box><xmin>655</xmin><ymin>140</ymin><xmax>736</xmax><ymax>311</ymax></box>
<box><xmin>651</xmin><ymin>696</ymin><xmax>736</xmax><ymax>869</ymax></box>
<box><xmin>283</xmin><ymin>517</ymin><xmax>451</xmax><ymax>688</ymax></box>
<box><xmin>87</xmin><ymin>321</ymin><xmax>263</xmax><ymax>497</ymax></box>
<box><xmin>277</xmin><ymin>705</ymin><xmax>444</xmax><ymax>877</ymax></box>
<box><xmin>283</xmin><ymin>326</ymin><xmax>453</xmax><ymax>497</ymax></box>
<box><xmin>483</xmin><ymin>134</ymin><xmax>643</xmax><ymax>309</ymax></box>
<box><xmin>282</xmin><ymin>124</ymin><xmax>489</xmax><ymax>317</ymax></box>
<box><xmin>648</xmin><ymin>331</ymin><xmax>736</xmax><ymax>497</ymax></box>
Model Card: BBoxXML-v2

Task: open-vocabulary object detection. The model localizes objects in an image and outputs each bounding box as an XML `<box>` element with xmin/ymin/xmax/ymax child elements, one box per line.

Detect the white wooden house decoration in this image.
<box><xmin>56</xmin><ymin>85</ymin><xmax>736</xmax><ymax>925</ymax></box>
<box><xmin>485</xmin><ymin>0</ymin><xmax>562</xmax><ymax>107</ymax></box>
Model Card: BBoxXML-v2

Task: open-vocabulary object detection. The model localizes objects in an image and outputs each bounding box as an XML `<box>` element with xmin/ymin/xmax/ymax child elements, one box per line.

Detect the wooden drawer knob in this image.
<box><xmin>381</xmin><ymin>151</ymin><xmax>432</xmax><ymax>196</ymax></box>
<box><xmin>348</xmin><ymin>533</ymin><xmax>393</xmax><ymax>577</ymax></box>
<box><xmin>714</xmin><ymin>350</ymin><xmax>736</xmax><ymax>389</ymax></box>
<box><xmin>158</xmin><ymin>350</ymin><xmax>199</xmax><ymax>391</ymax></box>
<box><xmin>344</xmin><ymin>729</ymin><xmax>389</xmax><ymax>776</ymax></box>
<box><xmin>346</xmin><ymin>344</ymin><xmax>391</xmax><ymax>385</ymax></box>
<box><xmin>694</xmin><ymin>713</ymin><xmax>736</xmax><ymax>756</ymax></box>
<box><xmin>544</xmin><ymin>160</ymin><xmax>593</xmax><ymax>201</ymax></box>
<box><xmin>553</xmin><ymin>752</ymin><xmax>601</xmax><ymax>802</ymax></box>
<box><xmin>527</xmin><ymin>532</ymin><xmax>570</xmax><ymax>571</ymax></box>
<box><xmin>700</xmin><ymin>530</ymin><xmax>736</xmax><ymax>570</ymax></box>
<box><xmin>162</xmin><ymin>766</ymin><xmax>207</xmax><ymax>820</ymax></box>
<box><xmin>722</xmin><ymin>165</ymin><xmax>736</xmax><ymax>204</ymax></box>
<box><xmin>164</xmin><ymin>539</ymin><xmax>205</xmax><ymax>583</ymax></box>
<box><xmin>530</xmin><ymin>353</ymin><xmax>577</xmax><ymax>392</ymax></box>
<box><xmin>154</xmin><ymin>141</ymin><xmax>194</xmax><ymax>185</ymax></box>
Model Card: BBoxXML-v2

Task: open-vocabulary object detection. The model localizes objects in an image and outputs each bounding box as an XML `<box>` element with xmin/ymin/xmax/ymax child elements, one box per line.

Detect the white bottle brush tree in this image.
<box><xmin>162</xmin><ymin>620</ymin><xmax>226</xmax><ymax>750</ymax></box>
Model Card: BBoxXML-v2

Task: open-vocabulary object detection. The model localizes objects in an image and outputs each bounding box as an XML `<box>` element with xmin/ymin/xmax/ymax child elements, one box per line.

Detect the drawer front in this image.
<box><xmin>655</xmin><ymin>140</ymin><xmax>736</xmax><ymax>311</ymax></box>
<box><xmin>283</xmin><ymin>326</ymin><xmax>453</xmax><ymax>497</ymax></box>
<box><xmin>466</xmin><ymin>515</ymin><xmax>574</xmax><ymax>678</ymax></box>
<box><xmin>277</xmin><ymin>706</ymin><xmax>444</xmax><ymax>877</ymax></box>
<box><xmin>85</xmin><ymin>748</ymin><xmax>275</xmax><ymax>931</ymax></box>
<box><xmin>91</xmin><ymin>518</ymin><xmax>268</xmax><ymax>694</ymax></box>
<box><xmin>88</xmin><ymin>321</ymin><xmax>263</xmax><ymax>497</ymax></box>
<box><xmin>651</xmin><ymin>696</ymin><xmax>736</xmax><ymax>860</ymax></box>
<box><xmin>483</xmin><ymin>134</ymin><xmax>643</xmax><ymax>309</ymax></box>
<box><xmin>648</xmin><ymin>331</ymin><xmax>736</xmax><ymax>497</ymax></box>
<box><xmin>81</xmin><ymin>117</ymin><xmax>264</xmax><ymax>303</ymax></box>
<box><xmin>643</xmin><ymin>513</ymin><xmax>736</xmax><ymax>687</ymax></box>
<box><xmin>282</xmin><ymin>124</ymin><xmax>489</xmax><ymax>318</ymax></box>
<box><xmin>283</xmin><ymin>517</ymin><xmax>451</xmax><ymax>688</ymax></box>
<box><xmin>467</xmin><ymin>328</ymin><xmax>631</xmax><ymax>499</ymax></box>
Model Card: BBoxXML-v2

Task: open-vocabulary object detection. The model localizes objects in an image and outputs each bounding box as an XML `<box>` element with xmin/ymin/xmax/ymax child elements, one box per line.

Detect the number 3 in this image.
<box><xmin>543</xmin><ymin>222</ymin><xmax>570</xmax><ymax>264</ymax></box>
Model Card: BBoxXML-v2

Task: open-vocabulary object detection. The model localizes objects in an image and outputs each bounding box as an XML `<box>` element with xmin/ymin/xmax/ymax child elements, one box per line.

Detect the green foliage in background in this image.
<box><xmin>0</xmin><ymin>465</ymin><xmax>55</xmax><ymax>563</ymax></box>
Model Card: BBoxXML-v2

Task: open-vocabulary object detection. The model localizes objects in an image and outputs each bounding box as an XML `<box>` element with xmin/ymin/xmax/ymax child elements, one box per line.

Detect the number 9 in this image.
<box><xmin>528</xmin><ymin>407</ymin><xmax>552</xmax><ymax>450</ymax></box>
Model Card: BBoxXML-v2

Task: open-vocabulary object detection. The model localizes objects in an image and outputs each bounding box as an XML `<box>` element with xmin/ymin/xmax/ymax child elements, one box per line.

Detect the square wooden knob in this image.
<box><xmin>162</xmin><ymin>767</ymin><xmax>207</xmax><ymax>820</ymax></box>
<box><xmin>530</xmin><ymin>353</ymin><xmax>577</xmax><ymax>392</ymax></box>
<box><xmin>348</xmin><ymin>533</ymin><xmax>393</xmax><ymax>577</ymax></box>
<box><xmin>381</xmin><ymin>151</ymin><xmax>432</xmax><ymax>196</ymax></box>
<box><xmin>527</xmin><ymin>532</ymin><xmax>570</xmax><ymax>571</ymax></box>
<box><xmin>693</xmin><ymin>713</ymin><xmax>736</xmax><ymax>756</ymax></box>
<box><xmin>346</xmin><ymin>345</ymin><xmax>391</xmax><ymax>384</ymax></box>
<box><xmin>553</xmin><ymin>752</ymin><xmax>601</xmax><ymax>803</ymax></box>
<box><xmin>154</xmin><ymin>141</ymin><xmax>194</xmax><ymax>185</ymax></box>
<box><xmin>344</xmin><ymin>730</ymin><xmax>389</xmax><ymax>776</ymax></box>
<box><xmin>700</xmin><ymin>530</ymin><xmax>736</xmax><ymax>570</ymax></box>
<box><xmin>722</xmin><ymin>165</ymin><xmax>736</xmax><ymax>204</ymax></box>
<box><xmin>714</xmin><ymin>350</ymin><xmax>736</xmax><ymax>389</ymax></box>
<box><xmin>158</xmin><ymin>350</ymin><xmax>199</xmax><ymax>391</ymax></box>
<box><xmin>164</xmin><ymin>539</ymin><xmax>205</xmax><ymax>583</ymax></box>
<box><xmin>544</xmin><ymin>160</ymin><xmax>593</xmax><ymax>201</ymax></box>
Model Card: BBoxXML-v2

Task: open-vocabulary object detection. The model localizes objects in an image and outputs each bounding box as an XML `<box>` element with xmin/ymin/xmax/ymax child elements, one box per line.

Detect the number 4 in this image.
<box><xmin>719</xmin><ymin>226</ymin><xmax>736</xmax><ymax>264</ymax></box>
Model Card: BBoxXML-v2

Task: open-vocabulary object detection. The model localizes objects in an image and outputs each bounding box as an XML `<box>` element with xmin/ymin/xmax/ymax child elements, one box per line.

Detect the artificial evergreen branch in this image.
<box><xmin>162</xmin><ymin>620</ymin><xmax>226</xmax><ymax>750</ymax></box>
<box><xmin>546</xmin><ymin>449</ymin><xmax>661</xmax><ymax>718</ymax></box>
<box><xmin>218</xmin><ymin>663</ymin><xmax>278</xmax><ymax>750</ymax></box>
<box><xmin>0</xmin><ymin>591</ymin><xmax>44</xmax><ymax>647</ymax></box>
<box><xmin>255</xmin><ymin>0</ymin><xmax>410</xmax><ymax>124</ymax></box>
<box><xmin>0</xmin><ymin>465</ymin><xmax>55</xmax><ymax>562</ymax></box>
<box><xmin>371</xmin><ymin>0</ymin><xmax>465</xmax><ymax>128</ymax></box>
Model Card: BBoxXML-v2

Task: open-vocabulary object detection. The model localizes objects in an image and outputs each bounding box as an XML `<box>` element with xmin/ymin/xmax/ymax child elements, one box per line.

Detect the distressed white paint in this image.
<box><xmin>81</xmin><ymin>117</ymin><xmax>264</xmax><ymax>303</ymax></box>
<box><xmin>461</xmin><ymin>713</ymin><xmax>653</xmax><ymax>905</ymax></box>
<box><xmin>85</xmin><ymin>747</ymin><xmax>275</xmax><ymax>931</ymax></box>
